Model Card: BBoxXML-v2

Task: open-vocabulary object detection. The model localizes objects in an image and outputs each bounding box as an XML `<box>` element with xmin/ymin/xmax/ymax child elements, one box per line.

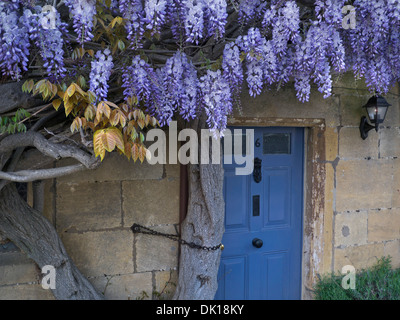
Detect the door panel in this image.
<box><xmin>263</xmin><ymin>167</ymin><xmax>290</xmax><ymax>227</ymax></box>
<box><xmin>216</xmin><ymin>127</ymin><xmax>304</xmax><ymax>300</ymax></box>
<box><xmin>216</xmin><ymin>256</ymin><xmax>248</xmax><ymax>300</ymax></box>
<box><xmin>223</xmin><ymin>168</ymin><xmax>249</xmax><ymax>230</ymax></box>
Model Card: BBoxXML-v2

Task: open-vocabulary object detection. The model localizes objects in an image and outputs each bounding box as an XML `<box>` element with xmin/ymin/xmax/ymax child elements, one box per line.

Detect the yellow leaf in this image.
<box><xmin>124</xmin><ymin>141</ymin><xmax>132</xmax><ymax>160</ymax></box>
<box><xmin>132</xmin><ymin>143</ymin><xmax>139</xmax><ymax>162</ymax></box>
<box><xmin>138</xmin><ymin>145</ymin><xmax>146</xmax><ymax>163</ymax></box>
<box><xmin>52</xmin><ymin>98</ymin><xmax>62</xmax><ymax>111</ymax></box>
<box><xmin>145</xmin><ymin>114</ymin><xmax>151</xmax><ymax>126</ymax></box>
<box><xmin>64</xmin><ymin>100</ymin><xmax>74</xmax><ymax>116</ymax></box>
<box><xmin>84</xmin><ymin>104</ymin><xmax>96</xmax><ymax>121</ymax></box>
<box><xmin>93</xmin><ymin>130</ymin><xmax>106</xmax><ymax>161</ymax></box>
<box><xmin>57</xmin><ymin>90</ymin><xmax>65</xmax><ymax>99</ymax></box>
<box><xmin>137</xmin><ymin>118</ymin><xmax>145</xmax><ymax>129</ymax></box>
<box><xmin>70</xmin><ymin>117</ymin><xmax>81</xmax><ymax>133</ymax></box>
<box><xmin>74</xmin><ymin>83</ymin><xmax>86</xmax><ymax>96</ymax></box>
<box><xmin>66</xmin><ymin>84</ymin><xmax>76</xmax><ymax>97</ymax></box>
<box><xmin>109</xmin><ymin>109</ymin><xmax>119</xmax><ymax>126</ymax></box>
<box><xmin>104</xmin><ymin>100</ymin><xmax>119</xmax><ymax>109</ymax></box>
<box><xmin>100</xmin><ymin>127</ymin><xmax>124</xmax><ymax>153</ymax></box>
<box><xmin>96</xmin><ymin>101</ymin><xmax>111</xmax><ymax>121</ymax></box>
<box><xmin>27</xmin><ymin>79</ymin><xmax>34</xmax><ymax>92</ymax></box>
<box><xmin>119</xmin><ymin>111</ymin><xmax>127</xmax><ymax>127</ymax></box>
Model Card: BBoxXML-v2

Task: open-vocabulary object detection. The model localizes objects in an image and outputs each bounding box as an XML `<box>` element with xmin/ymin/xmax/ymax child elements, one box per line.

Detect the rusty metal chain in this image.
<box><xmin>130</xmin><ymin>223</ymin><xmax>224</xmax><ymax>251</ymax></box>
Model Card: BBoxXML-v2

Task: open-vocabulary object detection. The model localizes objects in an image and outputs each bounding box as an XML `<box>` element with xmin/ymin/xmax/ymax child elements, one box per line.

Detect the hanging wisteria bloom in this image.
<box><xmin>0</xmin><ymin>5</ymin><xmax>30</xmax><ymax>80</ymax></box>
<box><xmin>199</xmin><ymin>70</ymin><xmax>232</xmax><ymax>135</ymax></box>
<box><xmin>89</xmin><ymin>49</ymin><xmax>114</xmax><ymax>101</ymax></box>
<box><xmin>161</xmin><ymin>52</ymin><xmax>199</xmax><ymax>122</ymax></box>
<box><xmin>182</xmin><ymin>0</ymin><xmax>206</xmax><ymax>44</ymax></box>
<box><xmin>22</xmin><ymin>6</ymin><xmax>67</xmax><ymax>80</ymax></box>
<box><xmin>222</xmin><ymin>42</ymin><xmax>243</xmax><ymax>95</ymax></box>
<box><xmin>294</xmin><ymin>72</ymin><xmax>311</xmax><ymax>103</ymax></box>
<box><xmin>143</xmin><ymin>0</ymin><xmax>168</xmax><ymax>35</ymax></box>
<box><xmin>119</xmin><ymin>0</ymin><xmax>144</xmax><ymax>47</ymax></box>
<box><xmin>271</xmin><ymin>1</ymin><xmax>301</xmax><ymax>57</ymax></box>
<box><xmin>204</xmin><ymin>0</ymin><xmax>227</xmax><ymax>39</ymax></box>
<box><xmin>122</xmin><ymin>55</ymin><xmax>157</xmax><ymax>112</ymax></box>
<box><xmin>238</xmin><ymin>0</ymin><xmax>265</xmax><ymax>24</ymax></box>
<box><xmin>64</xmin><ymin>0</ymin><xmax>96</xmax><ymax>44</ymax></box>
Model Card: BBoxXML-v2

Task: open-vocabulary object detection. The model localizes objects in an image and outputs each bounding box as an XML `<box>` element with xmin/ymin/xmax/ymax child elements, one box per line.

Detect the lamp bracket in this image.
<box><xmin>359</xmin><ymin>116</ymin><xmax>376</xmax><ymax>140</ymax></box>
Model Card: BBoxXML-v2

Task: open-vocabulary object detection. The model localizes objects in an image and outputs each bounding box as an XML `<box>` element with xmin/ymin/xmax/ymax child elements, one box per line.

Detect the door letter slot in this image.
<box><xmin>253</xmin><ymin>195</ymin><xmax>260</xmax><ymax>216</ymax></box>
<box><xmin>254</xmin><ymin>158</ymin><xmax>262</xmax><ymax>183</ymax></box>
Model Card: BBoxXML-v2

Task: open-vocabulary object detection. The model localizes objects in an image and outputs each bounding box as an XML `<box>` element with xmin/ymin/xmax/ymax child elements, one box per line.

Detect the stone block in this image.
<box><xmin>135</xmin><ymin>225</ymin><xmax>178</xmax><ymax>272</ymax></box>
<box><xmin>61</xmin><ymin>230</ymin><xmax>133</xmax><ymax>277</ymax></box>
<box><xmin>237</xmin><ymin>84</ymin><xmax>340</xmax><ymax>127</ymax></box>
<box><xmin>0</xmin><ymin>252</ymin><xmax>39</xmax><ymax>286</ymax></box>
<box><xmin>0</xmin><ymin>284</ymin><xmax>55</xmax><ymax>300</ymax></box>
<box><xmin>57</xmin><ymin>152</ymin><xmax>163</xmax><ymax>183</ymax></box>
<box><xmin>368</xmin><ymin>208</ymin><xmax>400</xmax><ymax>242</ymax></box>
<box><xmin>123</xmin><ymin>179</ymin><xmax>179</xmax><ymax>227</ymax></box>
<box><xmin>333</xmin><ymin>243</ymin><xmax>384</xmax><ymax>272</ymax></box>
<box><xmin>379</xmin><ymin>127</ymin><xmax>400</xmax><ymax>158</ymax></box>
<box><xmin>56</xmin><ymin>181</ymin><xmax>121</xmax><ymax>232</ymax></box>
<box><xmin>334</xmin><ymin>211</ymin><xmax>367</xmax><ymax>247</ymax></box>
<box><xmin>339</xmin><ymin>94</ymin><xmax>371</xmax><ymax>127</ymax></box>
<box><xmin>90</xmin><ymin>272</ymin><xmax>152</xmax><ymax>300</ymax></box>
<box><xmin>393</xmin><ymin>159</ymin><xmax>400</xmax><ymax>208</ymax></box>
<box><xmin>325</xmin><ymin>127</ymin><xmax>338</xmax><ymax>162</ymax></box>
<box><xmin>383</xmin><ymin>94</ymin><xmax>400</xmax><ymax>127</ymax></box>
<box><xmin>384</xmin><ymin>240</ymin><xmax>400</xmax><ymax>269</ymax></box>
<box><xmin>165</xmin><ymin>163</ymin><xmax>180</xmax><ymax>180</ymax></box>
<box><xmin>339</xmin><ymin>127</ymin><xmax>378</xmax><ymax>159</ymax></box>
<box><xmin>336</xmin><ymin>159</ymin><xmax>393</xmax><ymax>212</ymax></box>
<box><xmin>154</xmin><ymin>270</ymin><xmax>178</xmax><ymax>299</ymax></box>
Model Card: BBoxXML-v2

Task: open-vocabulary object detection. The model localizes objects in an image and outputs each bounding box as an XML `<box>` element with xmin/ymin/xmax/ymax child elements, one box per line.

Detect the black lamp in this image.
<box><xmin>359</xmin><ymin>95</ymin><xmax>390</xmax><ymax>140</ymax></box>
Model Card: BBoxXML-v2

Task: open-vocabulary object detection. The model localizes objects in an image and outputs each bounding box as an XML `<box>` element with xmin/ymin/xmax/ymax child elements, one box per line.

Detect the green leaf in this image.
<box><xmin>117</xmin><ymin>39</ymin><xmax>125</xmax><ymax>51</ymax></box>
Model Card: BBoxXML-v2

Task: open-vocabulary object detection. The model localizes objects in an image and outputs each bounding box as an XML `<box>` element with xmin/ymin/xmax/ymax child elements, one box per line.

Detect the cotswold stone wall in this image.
<box><xmin>0</xmin><ymin>153</ymin><xmax>180</xmax><ymax>300</ymax></box>
<box><xmin>1</xmin><ymin>73</ymin><xmax>399</xmax><ymax>299</ymax></box>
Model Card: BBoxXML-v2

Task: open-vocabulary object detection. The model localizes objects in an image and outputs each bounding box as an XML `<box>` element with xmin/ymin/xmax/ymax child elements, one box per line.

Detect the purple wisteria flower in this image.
<box><xmin>89</xmin><ymin>49</ymin><xmax>114</xmax><ymax>101</ymax></box>
<box><xmin>222</xmin><ymin>42</ymin><xmax>243</xmax><ymax>94</ymax></box>
<box><xmin>205</xmin><ymin>0</ymin><xmax>227</xmax><ymax>39</ymax></box>
<box><xmin>0</xmin><ymin>5</ymin><xmax>30</xmax><ymax>80</ymax></box>
<box><xmin>199</xmin><ymin>69</ymin><xmax>232</xmax><ymax>135</ymax></box>
<box><xmin>182</xmin><ymin>0</ymin><xmax>206</xmax><ymax>44</ymax></box>
<box><xmin>64</xmin><ymin>0</ymin><xmax>96</xmax><ymax>44</ymax></box>
<box><xmin>122</xmin><ymin>55</ymin><xmax>157</xmax><ymax>115</ymax></box>
<box><xmin>119</xmin><ymin>0</ymin><xmax>144</xmax><ymax>47</ymax></box>
<box><xmin>162</xmin><ymin>52</ymin><xmax>198</xmax><ymax>121</ymax></box>
<box><xmin>23</xmin><ymin>7</ymin><xmax>67</xmax><ymax>80</ymax></box>
<box><xmin>143</xmin><ymin>0</ymin><xmax>168</xmax><ymax>35</ymax></box>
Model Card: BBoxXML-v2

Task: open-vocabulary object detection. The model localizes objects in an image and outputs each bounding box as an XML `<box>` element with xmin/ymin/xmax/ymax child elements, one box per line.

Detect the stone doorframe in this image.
<box><xmin>227</xmin><ymin>117</ymin><xmax>327</xmax><ymax>300</ymax></box>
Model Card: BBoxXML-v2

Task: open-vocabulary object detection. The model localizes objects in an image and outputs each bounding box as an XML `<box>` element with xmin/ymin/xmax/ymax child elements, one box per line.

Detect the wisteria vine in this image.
<box><xmin>1</xmin><ymin>0</ymin><xmax>400</xmax><ymax>134</ymax></box>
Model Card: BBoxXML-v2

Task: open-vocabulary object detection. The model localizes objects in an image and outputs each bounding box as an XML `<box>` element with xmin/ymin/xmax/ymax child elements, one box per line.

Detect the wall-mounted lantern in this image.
<box><xmin>359</xmin><ymin>95</ymin><xmax>390</xmax><ymax>140</ymax></box>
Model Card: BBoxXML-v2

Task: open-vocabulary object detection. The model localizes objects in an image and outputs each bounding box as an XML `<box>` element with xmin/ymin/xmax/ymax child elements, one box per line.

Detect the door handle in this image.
<box><xmin>253</xmin><ymin>158</ymin><xmax>262</xmax><ymax>183</ymax></box>
<box><xmin>252</xmin><ymin>238</ymin><xmax>263</xmax><ymax>248</ymax></box>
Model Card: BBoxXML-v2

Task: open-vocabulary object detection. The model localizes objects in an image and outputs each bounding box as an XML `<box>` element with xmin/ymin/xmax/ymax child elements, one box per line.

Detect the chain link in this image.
<box><xmin>130</xmin><ymin>223</ymin><xmax>223</xmax><ymax>251</ymax></box>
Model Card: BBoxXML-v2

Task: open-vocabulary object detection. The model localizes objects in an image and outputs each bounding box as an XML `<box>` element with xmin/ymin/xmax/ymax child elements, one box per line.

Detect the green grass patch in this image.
<box><xmin>314</xmin><ymin>256</ymin><xmax>400</xmax><ymax>300</ymax></box>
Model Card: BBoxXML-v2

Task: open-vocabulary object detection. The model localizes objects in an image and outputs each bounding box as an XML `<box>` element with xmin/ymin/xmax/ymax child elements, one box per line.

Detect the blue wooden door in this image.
<box><xmin>215</xmin><ymin>127</ymin><xmax>304</xmax><ymax>300</ymax></box>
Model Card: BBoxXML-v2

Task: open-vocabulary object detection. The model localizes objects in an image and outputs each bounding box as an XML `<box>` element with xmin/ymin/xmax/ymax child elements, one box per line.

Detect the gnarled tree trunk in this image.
<box><xmin>173</xmin><ymin>118</ymin><xmax>225</xmax><ymax>300</ymax></box>
<box><xmin>0</xmin><ymin>183</ymin><xmax>104</xmax><ymax>300</ymax></box>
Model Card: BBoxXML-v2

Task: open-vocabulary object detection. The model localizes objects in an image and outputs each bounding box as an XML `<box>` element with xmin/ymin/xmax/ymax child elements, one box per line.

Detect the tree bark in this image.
<box><xmin>173</xmin><ymin>119</ymin><xmax>225</xmax><ymax>300</ymax></box>
<box><xmin>0</xmin><ymin>183</ymin><xmax>104</xmax><ymax>300</ymax></box>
